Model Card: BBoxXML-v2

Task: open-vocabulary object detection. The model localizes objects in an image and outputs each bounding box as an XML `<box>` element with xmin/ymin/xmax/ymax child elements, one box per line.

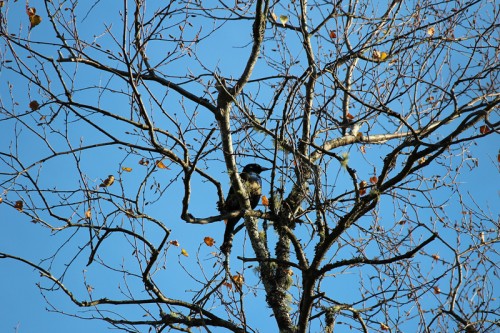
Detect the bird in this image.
<box><xmin>221</xmin><ymin>163</ymin><xmax>270</xmax><ymax>254</ymax></box>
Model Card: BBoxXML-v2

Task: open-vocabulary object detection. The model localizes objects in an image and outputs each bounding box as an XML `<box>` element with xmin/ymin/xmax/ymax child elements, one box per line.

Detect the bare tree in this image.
<box><xmin>1</xmin><ymin>0</ymin><xmax>498</xmax><ymax>332</ymax></box>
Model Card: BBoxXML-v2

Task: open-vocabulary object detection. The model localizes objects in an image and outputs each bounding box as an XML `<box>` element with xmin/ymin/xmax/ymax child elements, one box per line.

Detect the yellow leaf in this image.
<box><xmin>232</xmin><ymin>274</ymin><xmax>244</xmax><ymax>287</ymax></box>
<box><xmin>156</xmin><ymin>160</ymin><xmax>168</xmax><ymax>169</ymax></box>
<box><xmin>30</xmin><ymin>15</ymin><xmax>42</xmax><ymax>29</ymax></box>
<box><xmin>181</xmin><ymin>248</ymin><xmax>189</xmax><ymax>257</ymax></box>
<box><xmin>373</xmin><ymin>50</ymin><xmax>388</xmax><ymax>61</ymax></box>
<box><xmin>122</xmin><ymin>167</ymin><xmax>133</xmax><ymax>172</ymax></box>
<box><xmin>204</xmin><ymin>236</ymin><xmax>215</xmax><ymax>247</ymax></box>
<box><xmin>261</xmin><ymin>195</ymin><xmax>269</xmax><ymax>207</ymax></box>
<box><xmin>279</xmin><ymin>15</ymin><xmax>288</xmax><ymax>26</ymax></box>
<box><xmin>271</xmin><ymin>12</ymin><xmax>277</xmax><ymax>22</ymax></box>
<box><xmin>14</xmin><ymin>200</ymin><xmax>23</xmax><ymax>212</ymax></box>
<box><xmin>427</xmin><ymin>26</ymin><xmax>435</xmax><ymax>36</ymax></box>
<box><xmin>85</xmin><ymin>209</ymin><xmax>91</xmax><ymax>219</ymax></box>
<box><xmin>99</xmin><ymin>175</ymin><xmax>115</xmax><ymax>187</ymax></box>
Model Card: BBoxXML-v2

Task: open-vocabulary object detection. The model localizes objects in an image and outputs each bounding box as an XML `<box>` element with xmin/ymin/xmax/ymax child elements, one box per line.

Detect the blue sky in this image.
<box><xmin>1</xmin><ymin>0</ymin><xmax>498</xmax><ymax>332</ymax></box>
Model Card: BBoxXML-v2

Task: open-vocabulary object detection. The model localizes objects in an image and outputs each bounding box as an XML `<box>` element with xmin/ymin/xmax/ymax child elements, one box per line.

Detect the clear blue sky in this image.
<box><xmin>1</xmin><ymin>1</ymin><xmax>498</xmax><ymax>332</ymax></box>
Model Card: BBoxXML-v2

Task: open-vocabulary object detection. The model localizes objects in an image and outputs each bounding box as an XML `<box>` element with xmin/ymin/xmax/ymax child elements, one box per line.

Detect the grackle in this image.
<box><xmin>221</xmin><ymin>163</ymin><xmax>270</xmax><ymax>254</ymax></box>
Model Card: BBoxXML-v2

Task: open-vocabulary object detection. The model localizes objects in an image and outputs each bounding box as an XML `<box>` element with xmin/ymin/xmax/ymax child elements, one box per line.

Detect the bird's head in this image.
<box><xmin>242</xmin><ymin>163</ymin><xmax>270</xmax><ymax>174</ymax></box>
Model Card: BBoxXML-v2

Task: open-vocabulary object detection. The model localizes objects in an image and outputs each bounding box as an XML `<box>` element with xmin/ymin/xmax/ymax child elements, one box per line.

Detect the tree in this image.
<box><xmin>1</xmin><ymin>0</ymin><xmax>498</xmax><ymax>332</ymax></box>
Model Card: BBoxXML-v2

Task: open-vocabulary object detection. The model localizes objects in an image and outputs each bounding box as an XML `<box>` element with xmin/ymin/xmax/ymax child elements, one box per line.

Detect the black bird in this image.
<box><xmin>221</xmin><ymin>163</ymin><xmax>270</xmax><ymax>254</ymax></box>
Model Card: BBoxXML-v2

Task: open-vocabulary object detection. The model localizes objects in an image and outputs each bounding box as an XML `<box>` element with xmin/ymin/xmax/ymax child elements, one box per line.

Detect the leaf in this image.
<box><xmin>427</xmin><ymin>26</ymin><xmax>435</xmax><ymax>36</ymax></box>
<box><xmin>418</xmin><ymin>157</ymin><xmax>426</xmax><ymax>165</ymax></box>
<box><xmin>359</xmin><ymin>145</ymin><xmax>366</xmax><ymax>154</ymax></box>
<box><xmin>26</xmin><ymin>5</ymin><xmax>42</xmax><ymax>29</ymax></box>
<box><xmin>369</xmin><ymin>176</ymin><xmax>378</xmax><ymax>184</ymax></box>
<box><xmin>232</xmin><ymin>274</ymin><xmax>244</xmax><ymax>287</ymax></box>
<box><xmin>30</xmin><ymin>15</ymin><xmax>42</xmax><ymax>29</ymax></box>
<box><xmin>122</xmin><ymin>167</ymin><xmax>133</xmax><ymax>172</ymax></box>
<box><xmin>433</xmin><ymin>286</ymin><xmax>441</xmax><ymax>294</ymax></box>
<box><xmin>139</xmin><ymin>158</ymin><xmax>149</xmax><ymax>166</ymax></box>
<box><xmin>359</xmin><ymin>181</ymin><xmax>367</xmax><ymax>196</ymax></box>
<box><xmin>14</xmin><ymin>200</ymin><xmax>23</xmax><ymax>212</ymax></box>
<box><xmin>87</xmin><ymin>285</ymin><xmax>94</xmax><ymax>293</ymax></box>
<box><xmin>156</xmin><ymin>160</ymin><xmax>169</xmax><ymax>169</ymax></box>
<box><xmin>169</xmin><ymin>240</ymin><xmax>180</xmax><ymax>247</ymax></box>
<box><xmin>125</xmin><ymin>208</ymin><xmax>135</xmax><ymax>217</ymax></box>
<box><xmin>271</xmin><ymin>12</ymin><xmax>277</xmax><ymax>21</ymax></box>
<box><xmin>181</xmin><ymin>248</ymin><xmax>189</xmax><ymax>257</ymax></box>
<box><xmin>99</xmin><ymin>175</ymin><xmax>115</xmax><ymax>187</ymax></box>
<box><xmin>329</xmin><ymin>30</ymin><xmax>337</xmax><ymax>38</ymax></box>
<box><xmin>380</xmin><ymin>323</ymin><xmax>389</xmax><ymax>331</ymax></box>
<box><xmin>261</xmin><ymin>195</ymin><xmax>269</xmax><ymax>207</ymax></box>
<box><xmin>373</xmin><ymin>50</ymin><xmax>388</xmax><ymax>61</ymax></box>
<box><xmin>29</xmin><ymin>100</ymin><xmax>40</xmax><ymax>111</ymax></box>
<box><xmin>279</xmin><ymin>15</ymin><xmax>288</xmax><ymax>26</ymax></box>
<box><xmin>0</xmin><ymin>197</ymin><xmax>2</xmax><ymax>204</ymax></box>
<box><xmin>204</xmin><ymin>236</ymin><xmax>215</xmax><ymax>247</ymax></box>
<box><xmin>346</xmin><ymin>112</ymin><xmax>354</xmax><ymax>120</ymax></box>
<box><xmin>26</xmin><ymin>6</ymin><xmax>36</xmax><ymax>17</ymax></box>
<box><xmin>85</xmin><ymin>209</ymin><xmax>91</xmax><ymax>219</ymax></box>
<box><xmin>223</xmin><ymin>281</ymin><xmax>233</xmax><ymax>290</ymax></box>
<box><xmin>431</xmin><ymin>254</ymin><xmax>440</xmax><ymax>261</ymax></box>
<box><xmin>479</xmin><ymin>125</ymin><xmax>490</xmax><ymax>134</ymax></box>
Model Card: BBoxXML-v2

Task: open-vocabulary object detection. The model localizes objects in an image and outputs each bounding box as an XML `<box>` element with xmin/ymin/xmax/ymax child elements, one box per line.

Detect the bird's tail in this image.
<box><xmin>221</xmin><ymin>216</ymin><xmax>239</xmax><ymax>254</ymax></box>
